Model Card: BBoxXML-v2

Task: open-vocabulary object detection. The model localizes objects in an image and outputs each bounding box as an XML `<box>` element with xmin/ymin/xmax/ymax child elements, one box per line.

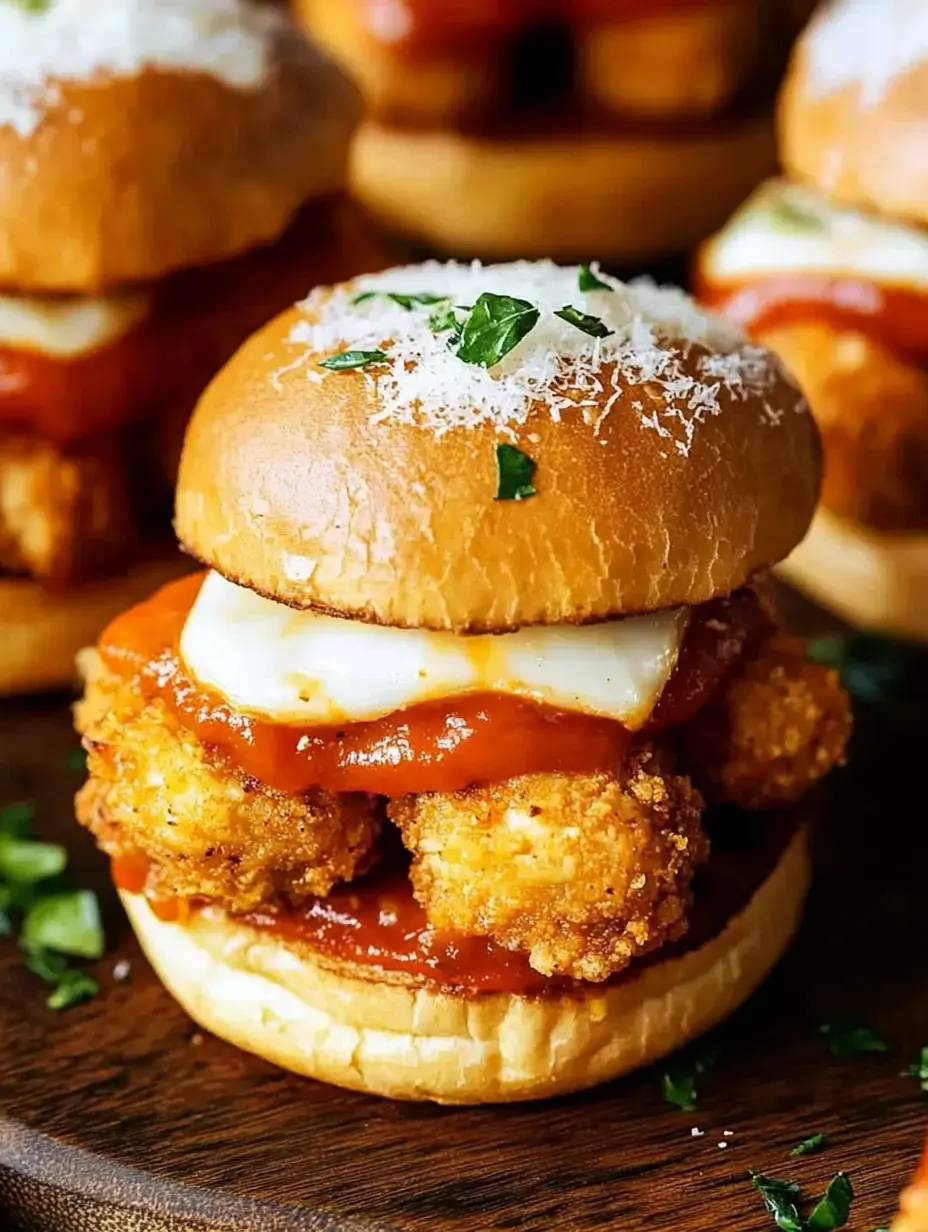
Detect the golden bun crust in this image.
<box><xmin>778</xmin><ymin>507</ymin><xmax>928</xmax><ymax>642</ymax></box>
<box><xmin>176</xmin><ymin>293</ymin><xmax>817</xmax><ymax>630</ymax></box>
<box><xmin>0</xmin><ymin>550</ymin><xmax>189</xmax><ymax>697</ymax></box>
<box><xmin>0</xmin><ymin>33</ymin><xmax>360</xmax><ymax>291</ymax></box>
<box><xmin>349</xmin><ymin>114</ymin><xmax>777</xmax><ymax>262</ymax></box>
<box><xmin>120</xmin><ymin>825</ymin><xmax>809</xmax><ymax>1104</ymax></box>
<box><xmin>779</xmin><ymin>8</ymin><xmax>928</xmax><ymax>225</ymax></box>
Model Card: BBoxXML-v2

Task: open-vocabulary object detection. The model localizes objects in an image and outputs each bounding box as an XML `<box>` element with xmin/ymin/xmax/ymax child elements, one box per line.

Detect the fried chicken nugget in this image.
<box><xmin>75</xmin><ymin>654</ymin><xmax>380</xmax><ymax>912</ymax></box>
<box><xmin>681</xmin><ymin>634</ymin><xmax>851</xmax><ymax>810</ymax></box>
<box><xmin>0</xmin><ymin>435</ymin><xmax>133</xmax><ymax>581</ymax></box>
<box><xmin>389</xmin><ymin>743</ymin><xmax>707</xmax><ymax>983</ymax></box>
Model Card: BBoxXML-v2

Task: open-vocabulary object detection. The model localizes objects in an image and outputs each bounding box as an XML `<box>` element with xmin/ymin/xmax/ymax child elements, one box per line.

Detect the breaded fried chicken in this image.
<box><xmin>389</xmin><ymin>743</ymin><xmax>707</xmax><ymax>983</ymax></box>
<box><xmin>75</xmin><ymin>653</ymin><xmax>381</xmax><ymax>911</ymax></box>
<box><xmin>681</xmin><ymin>634</ymin><xmax>851</xmax><ymax>810</ymax></box>
<box><xmin>0</xmin><ymin>435</ymin><xmax>134</xmax><ymax>580</ymax></box>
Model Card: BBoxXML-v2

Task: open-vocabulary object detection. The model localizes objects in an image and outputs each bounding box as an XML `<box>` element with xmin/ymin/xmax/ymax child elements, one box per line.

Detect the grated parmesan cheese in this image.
<box><xmin>0</xmin><ymin>0</ymin><xmax>286</xmax><ymax>138</ymax></box>
<box><xmin>286</xmin><ymin>260</ymin><xmax>796</xmax><ymax>458</ymax></box>
<box><xmin>804</xmin><ymin>0</ymin><xmax>928</xmax><ymax>106</ymax></box>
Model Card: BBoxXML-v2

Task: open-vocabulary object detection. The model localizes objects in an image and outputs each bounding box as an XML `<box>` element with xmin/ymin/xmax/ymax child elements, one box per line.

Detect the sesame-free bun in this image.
<box><xmin>779</xmin><ymin>0</ymin><xmax>928</xmax><ymax>226</ymax></box>
<box><xmin>119</xmin><ymin>825</ymin><xmax>809</xmax><ymax>1104</ymax></box>
<box><xmin>348</xmin><ymin>113</ymin><xmax>777</xmax><ymax>263</ymax></box>
<box><xmin>0</xmin><ymin>550</ymin><xmax>189</xmax><ymax>696</ymax></box>
<box><xmin>0</xmin><ymin>25</ymin><xmax>360</xmax><ymax>290</ymax></box>
<box><xmin>778</xmin><ymin>508</ymin><xmax>928</xmax><ymax>642</ymax></box>
<box><xmin>176</xmin><ymin>262</ymin><xmax>819</xmax><ymax>631</ymax></box>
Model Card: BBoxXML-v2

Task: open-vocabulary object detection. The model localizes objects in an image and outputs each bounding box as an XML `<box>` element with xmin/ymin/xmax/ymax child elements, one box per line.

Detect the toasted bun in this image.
<box><xmin>0</xmin><ymin>12</ymin><xmax>360</xmax><ymax>290</ymax></box>
<box><xmin>779</xmin><ymin>0</ymin><xmax>928</xmax><ymax>225</ymax></box>
<box><xmin>348</xmin><ymin>114</ymin><xmax>777</xmax><ymax>263</ymax></box>
<box><xmin>176</xmin><ymin>261</ymin><xmax>818</xmax><ymax>630</ymax></box>
<box><xmin>120</xmin><ymin>825</ymin><xmax>809</xmax><ymax>1104</ymax></box>
<box><xmin>778</xmin><ymin>507</ymin><xmax>928</xmax><ymax>642</ymax></box>
<box><xmin>0</xmin><ymin>551</ymin><xmax>189</xmax><ymax>696</ymax></box>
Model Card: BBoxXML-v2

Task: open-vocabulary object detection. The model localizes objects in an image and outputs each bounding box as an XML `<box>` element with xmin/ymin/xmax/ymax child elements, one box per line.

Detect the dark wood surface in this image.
<box><xmin>0</xmin><ymin>669</ymin><xmax>926</xmax><ymax>1232</ymax></box>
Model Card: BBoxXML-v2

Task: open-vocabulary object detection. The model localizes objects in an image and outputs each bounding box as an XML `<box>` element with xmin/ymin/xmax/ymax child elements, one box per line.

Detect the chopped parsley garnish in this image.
<box><xmin>494</xmin><ymin>443</ymin><xmax>536</xmax><ymax>502</ymax></box>
<box><xmin>749</xmin><ymin>1171</ymin><xmax>855</xmax><ymax>1232</ymax></box>
<box><xmin>662</xmin><ymin>1047</ymin><xmax>717</xmax><ymax>1111</ymax></box>
<box><xmin>791</xmin><ymin>1133</ymin><xmax>826</xmax><ymax>1158</ymax></box>
<box><xmin>456</xmin><ymin>293</ymin><xmax>540</xmax><ymax>368</ymax></box>
<box><xmin>749</xmin><ymin>1173</ymin><xmax>805</xmax><ymax>1232</ymax></box>
<box><xmin>0</xmin><ymin>801</ymin><xmax>103</xmax><ymax>1010</ymax></box>
<box><xmin>769</xmin><ymin>198</ymin><xmax>826</xmax><ymax>233</ymax></box>
<box><xmin>555</xmin><ymin>305</ymin><xmax>614</xmax><ymax>339</ymax></box>
<box><xmin>905</xmin><ymin>1044</ymin><xmax>928</xmax><ymax>1091</ymax></box>
<box><xmin>67</xmin><ymin>747</ymin><xmax>87</xmax><ymax>773</ymax></box>
<box><xmin>807</xmin><ymin>634</ymin><xmax>911</xmax><ymax>705</ymax></box>
<box><xmin>318</xmin><ymin>349</ymin><xmax>389</xmax><ymax>371</ymax></box>
<box><xmin>819</xmin><ymin>1018</ymin><xmax>888</xmax><ymax>1057</ymax></box>
<box><xmin>807</xmin><ymin>1173</ymin><xmax>854</xmax><ymax>1230</ymax></box>
<box><xmin>353</xmin><ymin>290</ymin><xmax>449</xmax><ymax>311</ymax></box>
<box><xmin>578</xmin><ymin>262</ymin><xmax>613</xmax><ymax>293</ymax></box>
<box><xmin>428</xmin><ymin>303</ymin><xmax>463</xmax><ymax>342</ymax></box>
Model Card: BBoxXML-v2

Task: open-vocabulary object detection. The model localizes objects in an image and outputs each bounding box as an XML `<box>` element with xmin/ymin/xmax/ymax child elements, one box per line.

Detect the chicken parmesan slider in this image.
<box><xmin>698</xmin><ymin>0</ymin><xmax>928</xmax><ymax>638</ymax></box>
<box><xmin>0</xmin><ymin>0</ymin><xmax>370</xmax><ymax>694</ymax></box>
<box><xmin>75</xmin><ymin>261</ymin><xmax>850</xmax><ymax>1103</ymax></box>
<box><xmin>294</xmin><ymin>0</ymin><xmax>798</xmax><ymax>262</ymax></box>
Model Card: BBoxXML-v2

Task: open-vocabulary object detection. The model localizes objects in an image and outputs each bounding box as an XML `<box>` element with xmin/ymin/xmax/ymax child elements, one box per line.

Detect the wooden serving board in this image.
<box><xmin>1</xmin><ymin>678</ymin><xmax>926</xmax><ymax>1232</ymax></box>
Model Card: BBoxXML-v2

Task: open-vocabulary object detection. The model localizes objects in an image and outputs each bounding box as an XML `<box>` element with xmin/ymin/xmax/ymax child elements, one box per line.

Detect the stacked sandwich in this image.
<box><xmin>699</xmin><ymin>0</ymin><xmax>928</xmax><ymax>638</ymax></box>
<box><xmin>74</xmin><ymin>261</ymin><xmax>850</xmax><ymax>1103</ymax></box>
<box><xmin>0</xmin><ymin>0</ymin><xmax>369</xmax><ymax>694</ymax></box>
<box><xmin>294</xmin><ymin>0</ymin><xmax>803</xmax><ymax>263</ymax></box>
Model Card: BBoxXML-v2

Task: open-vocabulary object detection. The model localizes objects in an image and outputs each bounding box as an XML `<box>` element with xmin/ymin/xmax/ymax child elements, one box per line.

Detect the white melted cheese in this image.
<box><xmin>0</xmin><ymin>0</ymin><xmax>285</xmax><ymax>138</ymax></box>
<box><xmin>0</xmin><ymin>290</ymin><xmax>151</xmax><ymax>356</ymax></box>
<box><xmin>701</xmin><ymin>179</ymin><xmax>928</xmax><ymax>292</ymax></box>
<box><xmin>180</xmin><ymin>571</ymin><xmax>688</xmax><ymax>728</ymax></box>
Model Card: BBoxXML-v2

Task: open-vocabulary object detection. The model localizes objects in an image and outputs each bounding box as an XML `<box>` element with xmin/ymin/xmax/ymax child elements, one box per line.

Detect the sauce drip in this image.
<box><xmin>701</xmin><ymin>275</ymin><xmax>928</xmax><ymax>365</ymax></box>
<box><xmin>113</xmin><ymin>812</ymin><xmax>798</xmax><ymax>995</ymax></box>
<box><xmin>0</xmin><ymin>201</ymin><xmax>354</xmax><ymax>443</ymax></box>
<box><xmin>99</xmin><ymin>576</ymin><xmax>760</xmax><ymax>798</ymax></box>
<box><xmin>355</xmin><ymin>0</ymin><xmax>713</xmax><ymax>54</ymax></box>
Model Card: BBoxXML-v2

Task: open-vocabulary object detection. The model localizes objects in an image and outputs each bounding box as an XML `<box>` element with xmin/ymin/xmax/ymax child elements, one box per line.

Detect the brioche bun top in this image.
<box><xmin>780</xmin><ymin>0</ymin><xmax>928</xmax><ymax>225</ymax></box>
<box><xmin>0</xmin><ymin>0</ymin><xmax>360</xmax><ymax>291</ymax></box>
<box><xmin>176</xmin><ymin>261</ymin><xmax>819</xmax><ymax>632</ymax></box>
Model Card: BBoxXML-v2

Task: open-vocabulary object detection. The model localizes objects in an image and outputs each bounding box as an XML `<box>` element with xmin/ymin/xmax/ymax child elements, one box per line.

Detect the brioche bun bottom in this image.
<box><xmin>120</xmin><ymin>825</ymin><xmax>808</xmax><ymax>1104</ymax></box>
<box><xmin>349</xmin><ymin>112</ymin><xmax>776</xmax><ymax>262</ymax></box>
<box><xmin>778</xmin><ymin>508</ymin><xmax>928</xmax><ymax>642</ymax></box>
<box><xmin>0</xmin><ymin>552</ymin><xmax>190</xmax><ymax>697</ymax></box>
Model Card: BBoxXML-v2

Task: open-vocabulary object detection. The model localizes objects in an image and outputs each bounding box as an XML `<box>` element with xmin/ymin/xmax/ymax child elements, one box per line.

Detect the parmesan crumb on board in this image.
<box><xmin>804</xmin><ymin>0</ymin><xmax>928</xmax><ymax>106</ymax></box>
<box><xmin>0</xmin><ymin>0</ymin><xmax>285</xmax><ymax>138</ymax></box>
<box><xmin>286</xmin><ymin>260</ymin><xmax>798</xmax><ymax>456</ymax></box>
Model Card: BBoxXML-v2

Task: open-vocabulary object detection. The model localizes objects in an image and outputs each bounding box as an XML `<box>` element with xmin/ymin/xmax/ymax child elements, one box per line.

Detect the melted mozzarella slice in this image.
<box><xmin>0</xmin><ymin>291</ymin><xmax>151</xmax><ymax>357</ymax></box>
<box><xmin>180</xmin><ymin>571</ymin><xmax>688</xmax><ymax>728</ymax></box>
<box><xmin>702</xmin><ymin>178</ymin><xmax>928</xmax><ymax>291</ymax></box>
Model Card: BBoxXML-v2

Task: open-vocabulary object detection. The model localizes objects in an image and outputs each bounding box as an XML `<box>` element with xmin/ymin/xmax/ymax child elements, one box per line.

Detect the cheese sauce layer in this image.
<box><xmin>180</xmin><ymin>570</ymin><xmax>687</xmax><ymax>728</ymax></box>
<box><xmin>699</xmin><ymin>179</ymin><xmax>928</xmax><ymax>357</ymax></box>
<box><xmin>100</xmin><ymin>574</ymin><xmax>760</xmax><ymax>797</ymax></box>
<box><xmin>0</xmin><ymin>290</ymin><xmax>150</xmax><ymax>357</ymax></box>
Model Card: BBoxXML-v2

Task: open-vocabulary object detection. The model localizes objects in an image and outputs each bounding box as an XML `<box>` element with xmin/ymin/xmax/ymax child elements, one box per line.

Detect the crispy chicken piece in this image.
<box><xmin>681</xmin><ymin>634</ymin><xmax>851</xmax><ymax>810</ymax></box>
<box><xmin>75</xmin><ymin>654</ymin><xmax>381</xmax><ymax>912</ymax></box>
<box><xmin>0</xmin><ymin>435</ymin><xmax>133</xmax><ymax>581</ymax></box>
<box><xmin>389</xmin><ymin>743</ymin><xmax>707</xmax><ymax>983</ymax></box>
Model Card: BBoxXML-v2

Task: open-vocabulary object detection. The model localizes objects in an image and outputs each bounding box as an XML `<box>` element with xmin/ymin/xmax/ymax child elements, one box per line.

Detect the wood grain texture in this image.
<box><xmin>0</xmin><ymin>663</ymin><xmax>926</xmax><ymax>1232</ymax></box>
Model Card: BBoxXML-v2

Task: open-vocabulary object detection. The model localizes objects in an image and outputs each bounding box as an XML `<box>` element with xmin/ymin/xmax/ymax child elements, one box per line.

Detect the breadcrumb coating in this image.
<box><xmin>0</xmin><ymin>434</ymin><xmax>133</xmax><ymax>580</ymax></box>
<box><xmin>75</xmin><ymin>653</ymin><xmax>381</xmax><ymax>911</ymax></box>
<box><xmin>681</xmin><ymin>633</ymin><xmax>851</xmax><ymax>810</ymax></box>
<box><xmin>389</xmin><ymin>743</ymin><xmax>708</xmax><ymax>982</ymax></box>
